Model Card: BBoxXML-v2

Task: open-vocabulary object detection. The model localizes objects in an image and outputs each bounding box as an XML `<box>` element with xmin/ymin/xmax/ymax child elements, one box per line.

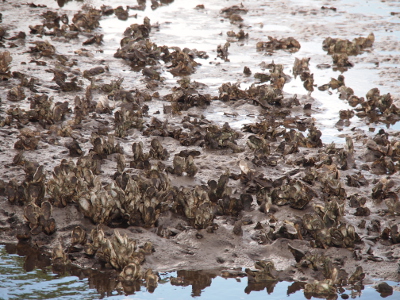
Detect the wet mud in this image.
<box><xmin>1</xmin><ymin>0</ymin><xmax>400</xmax><ymax>298</ymax></box>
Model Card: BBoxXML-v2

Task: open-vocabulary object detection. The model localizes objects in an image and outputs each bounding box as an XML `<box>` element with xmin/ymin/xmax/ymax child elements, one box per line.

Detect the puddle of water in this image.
<box><xmin>1</xmin><ymin>244</ymin><xmax>400</xmax><ymax>300</ymax></box>
<box><xmin>290</xmin><ymin>0</ymin><xmax>398</xmax><ymax>17</ymax></box>
<box><xmin>344</xmin><ymin>0</ymin><xmax>397</xmax><ymax>16</ymax></box>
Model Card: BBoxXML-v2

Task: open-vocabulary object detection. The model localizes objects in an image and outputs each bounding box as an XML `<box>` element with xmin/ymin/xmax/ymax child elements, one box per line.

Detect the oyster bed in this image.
<box><xmin>1</xmin><ymin>0</ymin><xmax>400</xmax><ymax>297</ymax></box>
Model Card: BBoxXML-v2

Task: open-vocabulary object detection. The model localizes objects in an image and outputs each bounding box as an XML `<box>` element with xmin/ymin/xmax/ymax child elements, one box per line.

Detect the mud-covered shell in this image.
<box><xmin>270</xmin><ymin>180</ymin><xmax>313</xmax><ymax>210</ymax></box>
<box><xmin>72</xmin><ymin>8</ymin><xmax>102</xmax><ymax>30</ymax></box>
<box><xmin>71</xmin><ymin>226</ymin><xmax>87</xmax><ymax>245</ymax></box>
<box><xmin>303</xmin><ymin>213</ymin><xmax>324</xmax><ymax>232</ymax></box>
<box><xmin>204</xmin><ymin>123</ymin><xmax>243</xmax><ymax>152</ymax></box>
<box><xmin>0</xmin><ymin>50</ymin><xmax>12</xmax><ymax>79</ymax></box>
<box><xmin>257</xmin><ymin>36</ymin><xmax>301</xmax><ymax>53</ymax></box>
<box><xmin>7</xmin><ymin>85</ymin><xmax>25</xmax><ymax>102</ymax></box>
<box><xmin>149</xmin><ymin>138</ymin><xmax>169</xmax><ymax>160</ymax></box>
<box><xmin>247</xmin><ymin>135</ymin><xmax>270</xmax><ymax>154</ymax></box>
<box><xmin>245</xmin><ymin>260</ymin><xmax>277</xmax><ymax>282</ymax></box>
<box><xmin>293</xmin><ymin>57</ymin><xmax>310</xmax><ymax>77</ymax></box>
<box><xmin>348</xmin><ymin>266</ymin><xmax>365</xmax><ymax>283</ymax></box>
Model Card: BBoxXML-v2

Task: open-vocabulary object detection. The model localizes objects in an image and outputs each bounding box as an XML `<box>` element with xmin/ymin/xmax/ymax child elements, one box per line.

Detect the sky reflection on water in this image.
<box><xmin>1</xmin><ymin>244</ymin><xmax>400</xmax><ymax>300</ymax></box>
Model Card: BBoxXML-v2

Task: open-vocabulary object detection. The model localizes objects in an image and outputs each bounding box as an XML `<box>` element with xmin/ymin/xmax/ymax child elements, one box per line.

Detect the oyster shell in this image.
<box><xmin>177</xmin><ymin>185</ymin><xmax>215</xmax><ymax>229</ymax></box>
<box><xmin>149</xmin><ymin>138</ymin><xmax>169</xmax><ymax>160</ymax></box>
<box><xmin>348</xmin><ymin>266</ymin><xmax>365</xmax><ymax>284</ymax></box>
<box><xmin>7</xmin><ymin>85</ymin><xmax>25</xmax><ymax>102</ymax></box>
<box><xmin>29</xmin><ymin>41</ymin><xmax>56</xmax><ymax>58</ymax></box>
<box><xmin>6</xmin><ymin>162</ymin><xmax>46</xmax><ymax>206</ymax></box>
<box><xmin>14</xmin><ymin>128</ymin><xmax>40</xmax><ymax>151</ymax></box>
<box><xmin>79</xmin><ymin>179</ymin><xmax>121</xmax><ymax>225</ymax></box>
<box><xmin>168</xmin><ymin>154</ymin><xmax>198</xmax><ymax>177</ymax></box>
<box><xmin>218</xmin><ymin>82</ymin><xmax>247</xmax><ymax>101</ymax></box>
<box><xmin>114</xmin><ymin>107</ymin><xmax>145</xmax><ymax>137</ymax></box>
<box><xmin>217</xmin><ymin>42</ymin><xmax>230</xmax><ymax>62</ymax></box>
<box><xmin>0</xmin><ymin>50</ymin><xmax>12</xmax><ymax>80</ymax></box>
<box><xmin>205</xmin><ymin>123</ymin><xmax>243</xmax><ymax>153</ymax></box>
<box><xmin>292</xmin><ymin>57</ymin><xmax>310</xmax><ymax>78</ymax></box>
<box><xmin>119</xmin><ymin>263</ymin><xmax>141</xmax><ymax>284</ymax></box>
<box><xmin>71</xmin><ymin>226</ymin><xmax>87</xmax><ymax>245</ymax></box>
<box><xmin>247</xmin><ymin>135</ymin><xmax>270</xmax><ymax>154</ymax></box>
<box><xmin>72</xmin><ymin>7</ymin><xmax>102</xmax><ymax>31</ymax></box>
<box><xmin>323</xmin><ymin>33</ymin><xmax>374</xmax><ymax>55</ymax></box>
<box><xmin>168</xmin><ymin>48</ymin><xmax>200</xmax><ymax>76</ymax></box>
<box><xmin>256</xmin><ymin>37</ymin><xmax>301</xmax><ymax>53</ymax></box>
<box><xmin>47</xmin><ymin>159</ymin><xmax>86</xmax><ymax>207</ymax></box>
<box><xmin>95</xmin><ymin>230</ymin><xmax>145</xmax><ymax>270</ymax></box>
<box><xmin>52</xmin><ymin>242</ymin><xmax>68</xmax><ymax>265</ymax></box>
<box><xmin>90</xmin><ymin>134</ymin><xmax>123</xmax><ymax>159</ymax></box>
<box><xmin>245</xmin><ymin>260</ymin><xmax>277</xmax><ymax>282</ymax></box>
<box><xmin>269</xmin><ymin>180</ymin><xmax>313</xmax><ymax>210</ymax></box>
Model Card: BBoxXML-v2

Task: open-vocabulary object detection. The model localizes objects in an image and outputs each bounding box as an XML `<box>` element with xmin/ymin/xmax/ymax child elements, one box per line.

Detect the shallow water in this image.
<box><xmin>1</xmin><ymin>244</ymin><xmax>400</xmax><ymax>300</ymax></box>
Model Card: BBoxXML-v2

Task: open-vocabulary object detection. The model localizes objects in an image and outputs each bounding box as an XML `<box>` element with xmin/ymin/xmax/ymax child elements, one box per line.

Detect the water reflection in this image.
<box><xmin>4</xmin><ymin>243</ymin><xmax>50</xmax><ymax>272</ymax></box>
<box><xmin>170</xmin><ymin>270</ymin><xmax>216</xmax><ymax>297</ymax></box>
<box><xmin>287</xmin><ymin>281</ymin><xmax>307</xmax><ymax>296</ymax></box>
<box><xmin>245</xmin><ymin>280</ymin><xmax>278</xmax><ymax>294</ymax></box>
<box><xmin>1</xmin><ymin>243</ymin><xmax>399</xmax><ymax>299</ymax></box>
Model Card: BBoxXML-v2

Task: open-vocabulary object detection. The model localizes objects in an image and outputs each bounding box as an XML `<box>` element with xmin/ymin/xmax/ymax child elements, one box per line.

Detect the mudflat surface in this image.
<box><xmin>1</xmin><ymin>0</ymin><xmax>400</xmax><ymax>294</ymax></box>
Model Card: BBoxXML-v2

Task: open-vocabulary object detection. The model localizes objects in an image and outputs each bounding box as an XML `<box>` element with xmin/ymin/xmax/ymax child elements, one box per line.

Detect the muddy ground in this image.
<box><xmin>1</xmin><ymin>0</ymin><xmax>400</xmax><ymax>297</ymax></box>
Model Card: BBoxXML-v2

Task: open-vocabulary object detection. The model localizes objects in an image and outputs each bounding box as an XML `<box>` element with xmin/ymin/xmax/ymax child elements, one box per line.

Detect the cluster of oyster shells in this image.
<box><xmin>29</xmin><ymin>6</ymin><xmax>102</xmax><ymax>38</ymax></box>
<box><xmin>51</xmin><ymin>226</ymin><xmax>158</xmax><ymax>291</ymax></box>
<box><xmin>46</xmin><ymin>158</ymin><xmax>94</xmax><ymax>207</ymax></box>
<box><xmin>88</xmin><ymin>227</ymin><xmax>158</xmax><ymax>291</ymax></box>
<box><xmin>323</xmin><ymin>33</ymin><xmax>375</xmax><ymax>56</ymax></box>
<box><xmin>164</xmin><ymin>79</ymin><xmax>211</xmax><ymax>112</ymax></box>
<box><xmin>6</xmin><ymin>160</ymin><xmax>45</xmax><ymax>205</ymax></box>
<box><xmin>24</xmin><ymin>201</ymin><xmax>56</xmax><ymax>235</ymax></box>
<box><xmin>322</xmin><ymin>32</ymin><xmax>374</xmax><ymax>71</ymax></box>
<box><xmin>245</xmin><ymin>260</ymin><xmax>277</xmax><ymax>282</ymax></box>
<box><xmin>166</xmin><ymin>154</ymin><xmax>198</xmax><ymax>177</ymax></box>
<box><xmin>286</xmin><ymin>246</ymin><xmax>366</xmax><ymax>298</ymax></box>
<box><xmin>256</xmin><ymin>37</ymin><xmax>301</xmax><ymax>53</ymax></box>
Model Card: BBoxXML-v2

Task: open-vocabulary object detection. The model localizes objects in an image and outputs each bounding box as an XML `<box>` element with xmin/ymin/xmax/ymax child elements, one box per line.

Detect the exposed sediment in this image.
<box><xmin>1</xmin><ymin>0</ymin><xmax>400</xmax><ymax>297</ymax></box>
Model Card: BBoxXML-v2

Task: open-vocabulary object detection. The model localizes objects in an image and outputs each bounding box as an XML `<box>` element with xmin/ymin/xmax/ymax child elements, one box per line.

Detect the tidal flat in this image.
<box><xmin>0</xmin><ymin>0</ymin><xmax>400</xmax><ymax>298</ymax></box>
